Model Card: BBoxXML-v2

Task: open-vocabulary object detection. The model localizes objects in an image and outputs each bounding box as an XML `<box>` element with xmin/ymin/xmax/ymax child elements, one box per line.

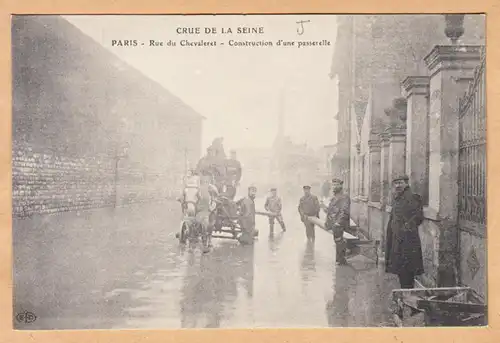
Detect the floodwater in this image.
<box><xmin>13</xmin><ymin>198</ymin><xmax>398</xmax><ymax>329</ymax></box>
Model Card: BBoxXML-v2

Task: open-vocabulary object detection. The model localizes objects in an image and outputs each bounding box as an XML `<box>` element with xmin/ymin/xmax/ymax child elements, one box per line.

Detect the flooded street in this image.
<box><xmin>13</xmin><ymin>198</ymin><xmax>398</xmax><ymax>329</ymax></box>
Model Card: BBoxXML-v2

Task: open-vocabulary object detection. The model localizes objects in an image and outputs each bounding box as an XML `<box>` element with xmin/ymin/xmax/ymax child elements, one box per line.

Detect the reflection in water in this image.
<box><xmin>300</xmin><ymin>241</ymin><xmax>316</xmax><ymax>272</ymax></box>
<box><xmin>325</xmin><ymin>261</ymin><xmax>393</xmax><ymax>327</ymax></box>
<box><xmin>326</xmin><ymin>265</ymin><xmax>354</xmax><ymax>327</ymax></box>
<box><xmin>179</xmin><ymin>242</ymin><xmax>255</xmax><ymax>328</ymax></box>
<box><xmin>268</xmin><ymin>231</ymin><xmax>284</xmax><ymax>253</ymax></box>
<box><xmin>299</xmin><ymin>241</ymin><xmax>317</xmax><ymax>296</ymax></box>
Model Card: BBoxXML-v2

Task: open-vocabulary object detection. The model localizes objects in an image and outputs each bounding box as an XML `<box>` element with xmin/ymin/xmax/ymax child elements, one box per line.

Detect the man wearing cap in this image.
<box><xmin>264</xmin><ymin>187</ymin><xmax>286</xmax><ymax>235</ymax></box>
<box><xmin>298</xmin><ymin>185</ymin><xmax>321</xmax><ymax>241</ymax></box>
<box><xmin>224</xmin><ymin>150</ymin><xmax>242</xmax><ymax>199</ymax></box>
<box><xmin>385</xmin><ymin>174</ymin><xmax>424</xmax><ymax>288</ymax></box>
<box><xmin>324</xmin><ymin>178</ymin><xmax>351</xmax><ymax>265</ymax></box>
<box><xmin>237</xmin><ymin>185</ymin><xmax>258</xmax><ymax>245</ymax></box>
<box><xmin>196</xmin><ymin>146</ymin><xmax>216</xmax><ymax>178</ymax></box>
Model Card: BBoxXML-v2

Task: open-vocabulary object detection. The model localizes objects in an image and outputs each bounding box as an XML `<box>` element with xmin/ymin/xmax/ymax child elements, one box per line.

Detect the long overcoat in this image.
<box><xmin>385</xmin><ymin>187</ymin><xmax>425</xmax><ymax>276</ymax></box>
<box><xmin>237</xmin><ymin>196</ymin><xmax>256</xmax><ymax>244</ymax></box>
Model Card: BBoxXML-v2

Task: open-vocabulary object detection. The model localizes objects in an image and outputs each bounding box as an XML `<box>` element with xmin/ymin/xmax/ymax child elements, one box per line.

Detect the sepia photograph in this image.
<box><xmin>11</xmin><ymin>13</ymin><xmax>486</xmax><ymax>329</ymax></box>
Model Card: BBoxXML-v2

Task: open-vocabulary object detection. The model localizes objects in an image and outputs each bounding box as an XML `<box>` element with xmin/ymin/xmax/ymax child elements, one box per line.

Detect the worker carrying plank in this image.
<box><xmin>321</xmin><ymin>178</ymin><xmax>351</xmax><ymax>265</ymax></box>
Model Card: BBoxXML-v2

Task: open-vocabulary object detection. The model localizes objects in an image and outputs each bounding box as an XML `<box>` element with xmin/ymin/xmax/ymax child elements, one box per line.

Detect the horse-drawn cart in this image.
<box><xmin>176</xmin><ymin>194</ymin><xmax>259</xmax><ymax>251</ymax></box>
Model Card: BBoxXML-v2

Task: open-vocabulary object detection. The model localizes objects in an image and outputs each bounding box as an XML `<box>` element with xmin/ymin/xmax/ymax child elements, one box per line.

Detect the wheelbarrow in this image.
<box><xmin>392</xmin><ymin>286</ymin><xmax>486</xmax><ymax>327</ymax></box>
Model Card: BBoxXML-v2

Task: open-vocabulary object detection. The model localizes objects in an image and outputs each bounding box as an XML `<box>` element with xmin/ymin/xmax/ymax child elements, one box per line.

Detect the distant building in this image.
<box><xmin>234</xmin><ymin>147</ymin><xmax>273</xmax><ymax>196</ymax></box>
<box><xmin>12</xmin><ymin>15</ymin><xmax>204</xmax><ymax>217</ymax></box>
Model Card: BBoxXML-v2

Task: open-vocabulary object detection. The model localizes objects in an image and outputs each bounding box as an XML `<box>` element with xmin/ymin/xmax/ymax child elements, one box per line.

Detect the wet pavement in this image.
<box><xmin>13</xmin><ymin>197</ymin><xmax>399</xmax><ymax>329</ymax></box>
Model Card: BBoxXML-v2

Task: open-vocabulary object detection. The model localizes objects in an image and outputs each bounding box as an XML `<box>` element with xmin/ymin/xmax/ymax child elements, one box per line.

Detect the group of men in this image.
<box><xmin>262</xmin><ymin>174</ymin><xmax>425</xmax><ymax>289</ymax></box>
<box><xmin>195</xmin><ymin>137</ymin><xmax>242</xmax><ymax>199</ymax></box>
<box><xmin>295</xmin><ymin>179</ymin><xmax>350</xmax><ymax>265</ymax></box>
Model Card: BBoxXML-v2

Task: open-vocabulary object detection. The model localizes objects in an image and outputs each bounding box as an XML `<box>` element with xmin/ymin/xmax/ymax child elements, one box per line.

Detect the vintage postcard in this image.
<box><xmin>11</xmin><ymin>13</ymin><xmax>487</xmax><ymax>331</ymax></box>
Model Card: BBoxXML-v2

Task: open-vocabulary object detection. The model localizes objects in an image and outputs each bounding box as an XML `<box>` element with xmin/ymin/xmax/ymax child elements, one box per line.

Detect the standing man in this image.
<box><xmin>225</xmin><ymin>150</ymin><xmax>242</xmax><ymax>199</ymax></box>
<box><xmin>298</xmin><ymin>185</ymin><xmax>321</xmax><ymax>242</ymax></box>
<box><xmin>196</xmin><ymin>146</ymin><xmax>216</xmax><ymax>177</ymax></box>
<box><xmin>237</xmin><ymin>186</ymin><xmax>258</xmax><ymax>245</ymax></box>
<box><xmin>385</xmin><ymin>175</ymin><xmax>424</xmax><ymax>289</ymax></box>
<box><xmin>264</xmin><ymin>187</ymin><xmax>286</xmax><ymax>235</ymax></box>
<box><xmin>324</xmin><ymin>178</ymin><xmax>351</xmax><ymax>265</ymax></box>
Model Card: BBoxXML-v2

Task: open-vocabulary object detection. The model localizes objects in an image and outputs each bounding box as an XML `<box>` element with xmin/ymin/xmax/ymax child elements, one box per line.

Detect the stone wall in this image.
<box><xmin>419</xmin><ymin>218</ymin><xmax>440</xmax><ymax>287</ymax></box>
<box><xmin>459</xmin><ymin>231</ymin><xmax>486</xmax><ymax>299</ymax></box>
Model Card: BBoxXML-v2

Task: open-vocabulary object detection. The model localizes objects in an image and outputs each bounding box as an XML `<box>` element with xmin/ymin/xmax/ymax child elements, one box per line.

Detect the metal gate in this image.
<box><xmin>458</xmin><ymin>52</ymin><xmax>486</xmax><ymax>235</ymax></box>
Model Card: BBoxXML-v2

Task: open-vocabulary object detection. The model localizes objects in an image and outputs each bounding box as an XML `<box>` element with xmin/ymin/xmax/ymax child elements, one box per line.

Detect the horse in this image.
<box><xmin>176</xmin><ymin>174</ymin><xmax>217</xmax><ymax>253</ymax></box>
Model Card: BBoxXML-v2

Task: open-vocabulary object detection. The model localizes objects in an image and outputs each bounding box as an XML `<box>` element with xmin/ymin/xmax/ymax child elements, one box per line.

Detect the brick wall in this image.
<box><xmin>12</xmin><ymin>141</ymin><xmax>183</xmax><ymax>218</ymax></box>
<box><xmin>12</xmin><ymin>15</ymin><xmax>203</xmax><ymax>218</ymax></box>
<box><xmin>12</xmin><ymin>142</ymin><xmax>116</xmax><ymax>217</ymax></box>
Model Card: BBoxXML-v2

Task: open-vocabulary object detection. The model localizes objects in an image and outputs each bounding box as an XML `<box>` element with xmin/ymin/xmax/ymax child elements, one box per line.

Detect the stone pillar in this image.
<box><xmin>424</xmin><ymin>45</ymin><xmax>482</xmax><ymax>286</ymax></box>
<box><xmin>383</xmin><ymin>98</ymin><xmax>408</xmax><ymax>205</ymax></box>
<box><xmin>368</xmin><ymin>140</ymin><xmax>381</xmax><ymax>203</ymax></box>
<box><xmin>402</xmin><ymin>76</ymin><xmax>430</xmax><ymax>201</ymax></box>
<box><xmin>388</xmin><ymin>129</ymin><xmax>407</xmax><ymax>186</ymax></box>
<box><xmin>379</xmin><ymin>132</ymin><xmax>390</xmax><ymax>206</ymax></box>
<box><xmin>378</xmin><ymin>132</ymin><xmax>391</xmax><ymax>253</ymax></box>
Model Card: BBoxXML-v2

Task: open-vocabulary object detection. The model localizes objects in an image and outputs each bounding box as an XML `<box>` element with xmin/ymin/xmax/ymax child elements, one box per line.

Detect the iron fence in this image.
<box><xmin>458</xmin><ymin>53</ymin><xmax>486</xmax><ymax>234</ymax></box>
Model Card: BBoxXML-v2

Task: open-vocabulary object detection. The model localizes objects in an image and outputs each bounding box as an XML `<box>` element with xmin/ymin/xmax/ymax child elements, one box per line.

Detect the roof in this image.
<box><xmin>21</xmin><ymin>15</ymin><xmax>205</xmax><ymax>122</ymax></box>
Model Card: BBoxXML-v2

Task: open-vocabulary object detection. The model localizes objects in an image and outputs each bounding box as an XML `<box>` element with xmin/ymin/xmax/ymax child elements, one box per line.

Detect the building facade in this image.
<box><xmin>330</xmin><ymin>15</ymin><xmax>486</xmax><ymax>297</ymax></box>
<box><xmin>12</xmin><ymin>15</ymin><xmax>203</xmax><ymax>217</ymax></box>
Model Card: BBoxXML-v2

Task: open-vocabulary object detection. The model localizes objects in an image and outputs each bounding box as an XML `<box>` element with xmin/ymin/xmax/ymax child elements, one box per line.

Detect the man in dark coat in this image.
<box><xmin>237</xmin><ymin>186</ymin><xmax>257</xmax><ymax>245</ymax></box>
<box><xmin>196</xmin><ymin>145</ymin><xmax>227</xmax><ymax>193</ymax></box>
<box><xmin>385</xmin><ymin>174</ymin><xmax>425</xmax><ymax>289</ymax></box>
<box><xmin>324</xmin><ymin>178</ymin><xmax>351</xmax><ymax>265</ymax></box>
<box><xmin>224</xmin><ymin>150</ymin><xmax>242</xmax><ymax>199</ymax></box>
<box><xmin>298</xmin><ymin>185</ymin><xmax>321</xmax><ymax>242</ymax></box>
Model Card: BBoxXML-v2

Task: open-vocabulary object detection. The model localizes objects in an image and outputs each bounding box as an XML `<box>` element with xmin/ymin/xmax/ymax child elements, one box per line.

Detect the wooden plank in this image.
<box><xmin>211</xmin><ymin>234</ymin><xmax>239</xmax><ymax>240</ymax></box>
<box><xmin>417</xmin><ymin>299</ymin><xmax>486</xmax><ymax>313</ymax></box>
<box><xmin>392</xmin><ymin>287</ymin><xmax>472</xmax><ymax>299</ymax></box>
<box><xmin>255</xmin><ymin>211</ymin><xmax>277</xmax><ymax>217</ymax></box>
<box><xmin>307</xmin><ymin>216</ymin><xmax>360</xmax><ymax>241</ymax></box>
<box><xmin>344</xmin><ymin>231</ymin><xmax>358</xmax><ymax>240</ymax></box>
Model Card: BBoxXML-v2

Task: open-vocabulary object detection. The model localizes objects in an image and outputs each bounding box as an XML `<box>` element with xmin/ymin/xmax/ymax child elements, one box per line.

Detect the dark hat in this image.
<box><xmin>392</xmin><ymin>174</ymin><xmax>409</xmax><ymax>182</ymax></box>
<box><xmin>303</xmin><ymin>185</ymin><xmax>311</xmax><ymax>190</ymax></box>
<box><xmin>331</xmin><ymin>178</ymin><xmax>343</xmax><ymax>184</ymax></box>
